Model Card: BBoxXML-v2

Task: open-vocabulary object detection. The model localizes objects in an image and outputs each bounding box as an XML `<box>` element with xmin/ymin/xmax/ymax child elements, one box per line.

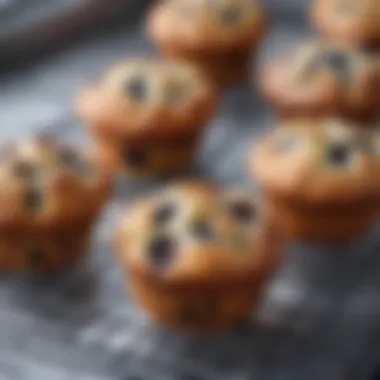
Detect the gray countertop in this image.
<box><xmin>0</xmin><ymin>2</ymin><xmax>380</xmax><ymax>380</ymax></box>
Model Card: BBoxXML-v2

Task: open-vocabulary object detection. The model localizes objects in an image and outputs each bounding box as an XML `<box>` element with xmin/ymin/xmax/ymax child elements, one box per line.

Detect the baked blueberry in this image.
<box><xmin>24</xmin><ymin>187</ymin><xmax>43</xmax><ymax>212</ymax></box>
<box><xmin>59</xmin><ymin>148</ymin><xmax>78</xmax><ymax>167</ymax></box>
<box><xmin>154</xmin><ymin>203</ymin><xmax>176</xmax><ymax>226</ymax></box>
<box><xmin>123</xmin><ymin>147</ymin><xmax>148</xmax><ymax>168</ymax></box>
<box><xmin>148</xmin><ymin>235</ymin><xmax>176</xmax><ymax>269</ymax></box>
<box><xmin>326</xmin><ymin>143</ymin><xmax>352</xmax><ymax>167</ymax></box>
<box><xmin>191</xmin><ymin>219</ymin><xmax>216</xmax><ymax>241</ymax></box>
<box><xmin>125</xmin><ymin>76</ymin><xmax>148</xmax><ymax>101</ymax></box>
<box><xmin>320</xmin><ymin>50</ymin><xmax>352</xmax><ymax>85</ymax></box>
<box><xmin>13</xmin><ymin>162</ymin><xmax>36</xmax><ymax>180</ymax></box>
<box><xmin>60</xmin><ymin>151</ymin><xmax>92</xmax><ymax>176</ymax></box>
<box><xmin>228</xmin><ymin>201</ymin><xmax>256</xmax><ymax>223</ymax></box>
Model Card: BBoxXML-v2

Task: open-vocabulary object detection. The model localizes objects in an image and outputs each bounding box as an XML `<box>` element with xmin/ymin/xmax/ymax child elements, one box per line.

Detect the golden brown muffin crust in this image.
<box><xmin>77</xmin><ymin>58</ymin><xmax>218</xmax><ymax>142</ymax></box>
<box><xmin>312</xmin><ymin>0</ymin><xmax>380</xmax><ymax>46</ymax></box>
<box><xmin>0</xmin><ymin>136</ymin><xmax>110</xmax><ymax>231</ymax></box>
<box><xmin>251</xmin><ymin>118</ymin><xmax>379</xmax><ymax>206</ymax></box>
<box><xmin>148</xmin><ymin>0</ymin><xmax>267</xmax><ymax>53</ymax></box>
<box><xmin>261</xmin><ymin>40</ymin><xmax>380</xmax><ymax>120</ymax></box>
<box><xmin>114</xmin><ymin>181</ymin><xmax>280</xmax><ymax>288</ymax></box>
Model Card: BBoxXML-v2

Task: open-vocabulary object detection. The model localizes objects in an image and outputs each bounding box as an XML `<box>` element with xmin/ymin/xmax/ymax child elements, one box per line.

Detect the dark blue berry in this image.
<box><xmin>125</xmin><ymin>76</ymin><xmax>147</xmax><ymax>101</ymax></box>
<box><xmin>229</xmin><ymin>201</ymin><xmax>256</xmax><ymax>223</ymax></box>
<box><xmin>148</xmin><ymin>235</ymin><xmax>176</xmax><ymax>269</ymax></box>
<box><xmin>25</xmin><ymin>187</ymin><xmax>43</xmax><ymax>212</ymax></box>
<box><xmin>327</xmin><ymin>143</ymin><xmax>351</xmax><ymax>166</ymax></box>
<box><xmin>191</xmin><ymin>220</ymin><xmax>216</xmax><ymax>241</ymax></box>
<box><xmin>154</xmin><ymin>204</ymin><xmax>176</xmax><ymax>226</ymax></box>
<box><xmin>124</xmin><ymin>147</ymin><xmax>147</xmax><ymax>168</ymax></box>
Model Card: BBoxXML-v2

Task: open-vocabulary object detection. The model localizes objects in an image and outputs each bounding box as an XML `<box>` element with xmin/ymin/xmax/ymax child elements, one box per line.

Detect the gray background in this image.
<box><xmin>0</xmin><ymin>1</ymin><xmax>380</xmax><ymax>379</ymax></box>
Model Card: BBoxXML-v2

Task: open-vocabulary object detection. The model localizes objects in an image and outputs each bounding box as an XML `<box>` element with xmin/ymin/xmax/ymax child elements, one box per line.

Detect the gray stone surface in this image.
<box><xmin>0</xmin><ymin>1</ymin><xmax>379</xmax><ymax>380</ymax></box>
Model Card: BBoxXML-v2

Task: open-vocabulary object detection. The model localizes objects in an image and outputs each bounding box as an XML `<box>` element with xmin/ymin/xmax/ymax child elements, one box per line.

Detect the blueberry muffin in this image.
<box><xmin>147</xmin><ymin>0</ymin><xmax>267</xmax><ymax>86</ymax></box>
<box><xmin>77</xmin><ymin>58</ymin><xmax>217</xmax><ymax>177</ymax></box>
<box><xmin>0</xmin><ymin>137</ymin><xmax>110</xmax><ymax>274</ymax></box>
<box><xmin>312</xmin><ymin>0</ymin><xmax>380</xmax><ymax>49</ymax></box>
<box><xmin>251</xmin><ymin>118</ymin><xmax>379</xmax><ymax>242</ymax></box>
<box><xmin>261</xmin><ymin>40</ymin><xmax>380</xmax><ymax>122</ymax></box>
<box><xmin>113</xmin><ymin>182</ymin><xmax>282</xmax><ymax>332</ymax></box>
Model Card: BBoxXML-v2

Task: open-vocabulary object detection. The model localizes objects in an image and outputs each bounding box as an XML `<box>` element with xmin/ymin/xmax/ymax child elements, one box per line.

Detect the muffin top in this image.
<box><xmin>312</xmin><ymin>0</ymin><xmax>380</xmax><ymax>45</ymax></box>
<box><xmin>261</xmin><ymin>40</ymin><xmax>380</xmax><ymax>118</ymax></box>
<box><xmin>148</xmin><ymin>0</ymin><xmax>267</xmax><ymax>53</ymax></box>
<box><xmin>252</xmin><ymin>118</ymin><xmax>380</xmax><ymax>206</ymax></box>
<box><xmin>0</xmin><ymin>136</ymin><xmax>110</xmax><ymax>231</ymax></box>
<box><xmin>114</xmin><ymin>181</ymin><xmax>280</xmax><ymax>287</ymax></box>
<box><xmin>77</xmin><ymin>58</ymin><xmax>217</xmax><ymax>142</ymax></box>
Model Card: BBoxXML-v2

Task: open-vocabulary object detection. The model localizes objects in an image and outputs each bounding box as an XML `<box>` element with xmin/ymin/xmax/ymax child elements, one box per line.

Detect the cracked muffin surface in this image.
<box><xmin>251</xmin><ymin>118</ymin><xmax>380</xmax><ymax>242</ymax></box>
<box><xmin>0</xmin><ymin>137</ymin><xmax>110</xmax><ymax>274</ymax></box>
<box><xmin>114</xmin><ymin>181</ymin><xmax>282</xmax><ymax>332</ymax></box>
<box><xmin>261</xmin><ymin>40</ymin><xmax>380</xmax><ymax>121</ymax></box>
